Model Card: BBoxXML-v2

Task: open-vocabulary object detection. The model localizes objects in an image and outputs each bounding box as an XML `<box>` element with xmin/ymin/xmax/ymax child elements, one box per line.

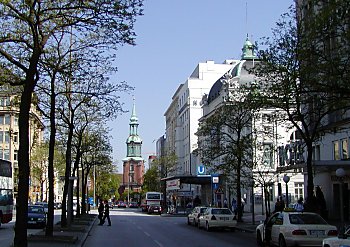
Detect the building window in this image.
<box><xmin>130</xmin><ymin>164</ymin><xmax>134</xmax><ymax>172</ymax></box>
<box><xmin>4</xmin><ymin>131</ymin><xmax>9</xmax><ymax>143</ymax></box>
<box><xmin>333</xmin><ymin>140</ymin><xmax>340</xmax><ymax>160</ymax></box>
<box><xmin>4</xmin><ymin>114</ymin><xmax>10</xmax><ymax>125</ymax></box>
<box><xmin>14</xmin><ymin>150</ymin><xmax>18</xmax><ymax>161</ymax></box>
<box><xmin>294</xmin><ymin>182</ymin><xmax>304</xmax><ymax>202</ymax></box>
<box><xmin>263</xmin><ymin>143</ymin><xmax>273</xmax><ymax>168</ymax></box>
<box><xmin>3</xmin><ymin>149</ymin><xmax>9</xmax><ymax>160</ymax></box>
<box><xmin>14</xmin><ymin>116</ymin><xmax>18</xmax><ymax>126</ymax></box>
<box><xmin>341</xmin><ymin>139</ymin><xmax>348</xmax><ymax>159</ymax></box>
<box><xmin>13</xmin><ymin>132</ymin><xmax>18</xmax><ymax>143</ymax></box>
<box><xmin>315</xmin><ymin>145</ymin><xmax>320</xmax><ymax>161</ymax></box>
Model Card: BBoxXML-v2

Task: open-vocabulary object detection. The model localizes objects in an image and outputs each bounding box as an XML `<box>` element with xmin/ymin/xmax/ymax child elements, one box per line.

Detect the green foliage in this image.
<box><xmin>196</xmin><ymin>97</ymin><xmax>258</xmax><ymax>180</ymax></box>
<box><xmin>95</xmin><ymin>164</ymin><xmax>119</xmax><ymax>200</ymax></box>
<box><xmin>149</xmin><ymin>153</ymin><xmax>178</xmax><ymax>178</ymax></box>
<box><xmin>142</xmin><ymin>165</ymin><xmax>161</xmax><ymax>192</ymax></box>
<box><xmin>30</xmin><ymin>141</ymin><xmax>65</xmax><ymax>184</ymax></box>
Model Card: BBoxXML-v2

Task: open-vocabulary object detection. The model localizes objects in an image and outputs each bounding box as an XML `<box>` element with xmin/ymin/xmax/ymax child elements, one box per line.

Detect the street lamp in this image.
<box><xmin>283</xmin><ymin>174</ymin><xmax>290</xmax><ymax>208</ymax></box>
<box><xmin>336</xmin><ymin>168</ymin><xmax>346</xmax><ymax>239</ymax></box>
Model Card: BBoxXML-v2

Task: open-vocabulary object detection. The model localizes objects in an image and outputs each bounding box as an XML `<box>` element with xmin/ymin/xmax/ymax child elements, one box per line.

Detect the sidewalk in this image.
<box><xmin>28</xmin><ymin>213</ymin><xmax>97</xmax><ymax>247</ymax></box>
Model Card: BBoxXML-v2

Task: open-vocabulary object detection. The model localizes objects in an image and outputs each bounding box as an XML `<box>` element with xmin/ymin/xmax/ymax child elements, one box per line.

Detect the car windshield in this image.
<box><xmin>289</xmin><ymin>213</ymin><xmax>328</xmax><ymax>225</ymax></box>
<box><xmin>28</xmin><ymin>206</ymin><xmax>44</xmax><ymax>213</ymax></box>
<box><xmin>200</xmin><ymin>208</ymin><xmax>207</xmax><ymax>213</ymax></box>
<box><xmin>212</xmin><ymin>209</ymin><xmax>232</xmax><ymax>215</ymax></box>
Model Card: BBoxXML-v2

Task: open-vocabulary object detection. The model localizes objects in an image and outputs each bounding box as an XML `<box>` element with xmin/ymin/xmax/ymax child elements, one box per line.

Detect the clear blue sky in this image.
<box><xmin>109</xmin><ymin>0</ymin><xmax>294</xmax><ymax>172</ymax></box>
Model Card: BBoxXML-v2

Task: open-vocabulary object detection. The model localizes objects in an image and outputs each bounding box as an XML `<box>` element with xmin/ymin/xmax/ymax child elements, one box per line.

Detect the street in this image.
<box><xmin>84</xmin><ymin>208</ymin><xmax>257</xmax><ymax>247</ymax></box>
<box><xmin>1</xmin><ymin>210</ymin><xmax>62</xmax><ymax>247</ymax></box>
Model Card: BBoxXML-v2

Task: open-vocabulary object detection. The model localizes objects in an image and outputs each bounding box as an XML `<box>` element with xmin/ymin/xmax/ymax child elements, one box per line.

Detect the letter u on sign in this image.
<box><xmin>197</xmin><ymin>165</ymin><xmax>205</xmax><ymax>175</ymax></box>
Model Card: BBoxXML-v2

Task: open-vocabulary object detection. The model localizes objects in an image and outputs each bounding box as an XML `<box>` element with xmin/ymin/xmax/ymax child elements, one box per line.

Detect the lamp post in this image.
<box><xmin>283</xmin><ymin>175</ymin><xmax>290</xmax><ymax>208</ymax></box>
<box><xmin>336</xmin><ymin>168</ymin><xmax>346</xmax><ymax>238</ymax></box>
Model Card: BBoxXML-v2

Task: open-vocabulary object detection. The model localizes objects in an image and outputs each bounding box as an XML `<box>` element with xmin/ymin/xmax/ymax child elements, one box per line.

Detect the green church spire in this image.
<box><xmin>241</xmin><ymin>35</ymin><xmax>256</xmax><ymax>60</ymax></box>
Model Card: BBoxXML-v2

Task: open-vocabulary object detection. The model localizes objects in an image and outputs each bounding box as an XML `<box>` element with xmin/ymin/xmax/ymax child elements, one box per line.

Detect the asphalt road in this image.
<box><xmin>83</xmin><ymin>208</ymin><xmax>257</xmax><ymax>247</ymax></box>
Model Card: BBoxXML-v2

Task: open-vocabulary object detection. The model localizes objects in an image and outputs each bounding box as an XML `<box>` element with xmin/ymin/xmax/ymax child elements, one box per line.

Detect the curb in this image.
<box><xmin>79</xmin><ymin>215</ymin><xmax>97</xmax><ymax>247</ymax></box>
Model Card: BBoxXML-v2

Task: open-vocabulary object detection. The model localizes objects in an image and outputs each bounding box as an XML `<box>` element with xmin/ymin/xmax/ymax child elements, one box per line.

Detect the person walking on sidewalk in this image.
<box><xmin>102</xmin><ymin>200</ymin><xmax>111</xmax><ymax>226</ymax></box>
<box><xmin>98</xmin><ymin>201</ymin><xmax>104</xmax><ymax>225</ymax></box>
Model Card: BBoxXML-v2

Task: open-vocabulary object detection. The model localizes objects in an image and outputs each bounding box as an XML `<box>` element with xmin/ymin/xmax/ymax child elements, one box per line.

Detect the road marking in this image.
<box><xmin>144</xmin><ymin>231</ymin><xmax>150</xmax><ymax>237</ymax></box>
<box><xmin>154</xmin><ymin>240</ymin><xmax>164</xmax><ymax>247</ymax></box>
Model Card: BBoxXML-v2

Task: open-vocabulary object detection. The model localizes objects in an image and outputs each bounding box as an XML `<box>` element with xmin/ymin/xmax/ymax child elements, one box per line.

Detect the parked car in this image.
<box><xmin>323</xmin><ymin>226</ymin><xmax>350</xmax><ymax>247</ymax></box>
<box><xmin>197</xmin><ymin>207</ymin><xmax>236</xmax><ymax>231</ymax></box>
<box><xmin>108</xmin><ymin>201</ymin><xmax>114</xmax><ymax>209</ymax></box>
<box><xmin>35</xmin><ymin>202</ymin><xmax>48</xmax><ymax>213</ymax></box>
<box><xmin>129</xmin><ymin>202</ymin><xmax>139</xmax><ymax>208</ymax></box>
<box><xmin>148</xmin><ymin>205</ymin><xmax>162</xmax><ymax>215</ymax></box>
<box><xmin>117</xmin><ymin>201</ymin><xmax>127</xmax><ymax>208</ymax></box>
<box><xmin>28</xmin><ymin>205</ymin><xmax>46</xmax><ymax>228</ymax></box>
<box><xmin>187</xmin><ymin>206</ymin><xmax>207</xmax><ymax>226</ymax></box>
<box><xmin>256</xmin><ymin>210</ymin><xmax>338</xmax><ymax>247</ymax></box>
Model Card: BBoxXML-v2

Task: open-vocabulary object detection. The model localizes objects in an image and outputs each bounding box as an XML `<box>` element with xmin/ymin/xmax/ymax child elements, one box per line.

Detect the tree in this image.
<box><xmin>142</xmin><ymin>166</ymin><xmax>161</xmax><ymax>192</ymax></box>
<box><xmin>149</xmin><ymin>153</ymin><xmax>178</xmax><ymax>207</ymax></box>
<box><xmin>253</xmin><ymin>3</ymin><xmax>350</xmax><ymax>211</ymax></box>
<box><xmin>0</xmin><ymin>1</ymin><xmax>143</xmax><ymax>245</ymax></box>
<box><xmin>196</xmin><ymin>81</ymin><xmax>259</xmax><ymax>222</ymax></box>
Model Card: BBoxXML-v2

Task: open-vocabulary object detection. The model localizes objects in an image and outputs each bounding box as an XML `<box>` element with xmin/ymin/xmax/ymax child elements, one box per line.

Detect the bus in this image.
<box><xmin>141</xmin><ymin>192</ymin><xmax>163</xmax><ymax>212</ymax></box>
<box><xmin>0</xmin><ymin>159</ymin><xmax>13</xmax><ymax>226</ymax></box>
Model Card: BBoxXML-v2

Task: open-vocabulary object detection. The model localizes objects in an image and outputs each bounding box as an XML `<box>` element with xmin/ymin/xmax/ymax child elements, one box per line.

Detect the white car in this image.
<box><xmin>187</xmin><ymin>206</ymin><xmax>207</xmax><ymax>226</ymax></box>
<box><xmin>323</xmin><ymin>227</ymin><xmax>350</xmax><ymax>247</ymax></box>
<box><xmin>256</xmin><ymin>211</ymin><xmax>338</xmax><ymax>247</ymax></box>
<box><xmin>197</xmin><ymin>207</ymin><xmax>236</xmax><ymax>231</ymax></box>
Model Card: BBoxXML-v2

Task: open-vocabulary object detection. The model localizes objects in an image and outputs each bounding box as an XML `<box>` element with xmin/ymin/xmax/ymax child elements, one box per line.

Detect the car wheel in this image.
<box><xmin>278</xmin><ymin>235</ymin><xmax>287</xmax><ymax>247</ymax></box>
<box><xmin>205</xmin><ymin>222</ymin><xmax>211</xmax><ymax>232</ymax></box>
<box><xmin>257</xmin><ymin>231</ymin><xmax>263</xmax><ymax>247</ymax></box>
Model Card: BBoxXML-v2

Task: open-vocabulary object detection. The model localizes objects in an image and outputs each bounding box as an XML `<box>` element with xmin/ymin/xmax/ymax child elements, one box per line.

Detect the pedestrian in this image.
<box><xmin>316</xmin><ymin>186</ymin><xmax>327</xmax><ymax>219</ymax></box>
<box><xmin>274</xmin><ymin>198</ymin><xmax>282</xmax><ymax>212</ymax></box>
<box><xmin>102</xmin><ymin>200</ymin><xmax>111</xmax><ymax>226</ymax></box>
<box><xmin>232</xmin><ymin>198</ymin><xmax>237</xmax><ymax>218</ymax></box>
<box><xmin>98</xmin><ymin>201</ymin><xmax>104</xmax><ymax>225</ymax></box>
<box><xmin>224</xmin><ymin>198</ymin><xmax>228</xmax><ymax>208</ymax></box>
<box><xmin>241</xmin><ymin>198</ymin><xmax>246</xmax><ymax>215</ymax></box>
<box><xmin>193</xmin><ymin>195</ymin><xmax>201</xmax><ymax>207</ymax></box>
<box><xmin>294</xmin><ymin>197</ymin><xmax>304</xmax><ymax>212</ymax></box>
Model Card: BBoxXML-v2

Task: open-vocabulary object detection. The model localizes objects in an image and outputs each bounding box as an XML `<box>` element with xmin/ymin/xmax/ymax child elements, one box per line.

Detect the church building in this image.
<box><xmin>122</xmin><ymin>99</ymin><xmax>145</xmax><ymax>194</ymax></box>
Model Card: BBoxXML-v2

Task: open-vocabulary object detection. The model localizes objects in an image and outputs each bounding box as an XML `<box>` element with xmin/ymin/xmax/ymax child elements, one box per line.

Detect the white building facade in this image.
<box><xmin>164</xmin><ymin>59</ymin><xmax>240</xmax><ymax>208</ymax></box>
<box><xmin>198</xmin><ymin>38</ymin><xmax>304</xmax><ymax>214</ymax></box>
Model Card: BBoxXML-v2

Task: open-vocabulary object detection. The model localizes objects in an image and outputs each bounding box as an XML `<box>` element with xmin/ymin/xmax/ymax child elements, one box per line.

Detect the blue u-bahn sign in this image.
<box><xmin>197</xmin><ymin>164</ymin><xmax>206</xmax><ymax>175</ymax></box>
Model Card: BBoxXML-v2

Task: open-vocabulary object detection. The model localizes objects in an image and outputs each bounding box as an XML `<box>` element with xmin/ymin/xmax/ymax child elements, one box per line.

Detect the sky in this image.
<box><xmin>109</xmin><ymin>0</ymin><xmax>294</xmax><ymax>172</ymax></box>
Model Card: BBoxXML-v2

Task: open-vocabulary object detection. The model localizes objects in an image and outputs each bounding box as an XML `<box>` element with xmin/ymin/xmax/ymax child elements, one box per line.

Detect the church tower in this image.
<box><xmin>122</xmin><ymin>99</ymin><xmax>145</xmax><ymax>197</ymax></box>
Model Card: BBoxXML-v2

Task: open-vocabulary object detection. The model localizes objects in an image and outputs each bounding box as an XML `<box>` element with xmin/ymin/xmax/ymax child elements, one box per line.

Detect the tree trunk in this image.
<box><xmin>14</xmin><ymin>78</ymin><xmax>36</xmax><ymax>247</ymax></box>
<box><xmin>236</xmin><ymin>157</ymin><xmax>243</xmax><ymax>222</ymax></box>
<box><xmin>46</xmin><ymin>82</ymin><xmax>57</xmax><ymax>236</ymax></box>
<box><xmin>61</xmin><ymin>122</ymin><xmax>74</xmax><ymax>227</ymax></box>
<box><xmin>305</xmin><ymin>141</ymin><xmax>316</xmax><ymax>212</ymax></box>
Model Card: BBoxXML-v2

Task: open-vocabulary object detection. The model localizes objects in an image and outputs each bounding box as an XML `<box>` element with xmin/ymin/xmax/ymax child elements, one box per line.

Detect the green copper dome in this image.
<box><xmin>241</xmin><ymin>36</ymin><xmax>256</xmax><ymax>60</ymax></box>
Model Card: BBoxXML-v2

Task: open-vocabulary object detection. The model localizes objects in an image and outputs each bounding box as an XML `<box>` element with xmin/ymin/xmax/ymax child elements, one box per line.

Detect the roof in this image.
<box><xmin>161</xmin><ymin>175</ymin><xmax>211</xmax><ymax>185</ymax></box>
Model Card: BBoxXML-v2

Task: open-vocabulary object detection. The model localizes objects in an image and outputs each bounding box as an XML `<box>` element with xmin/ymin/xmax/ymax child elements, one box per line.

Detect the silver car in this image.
<box><xmin>187</xmin><ymin>206</ymin><xmax>207</xmax><ymax>226</ymax></box>
<box><xmin>198</xmin><ymin>207</ymin><xmax>236</xmax><ymax>231</ymax></box>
